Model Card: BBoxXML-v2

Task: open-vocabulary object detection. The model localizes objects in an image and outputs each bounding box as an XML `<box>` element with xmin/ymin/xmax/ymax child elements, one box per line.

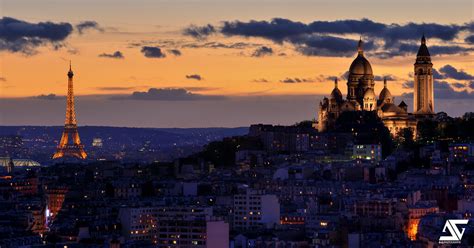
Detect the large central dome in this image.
<box><xmin>349</xmin><ymin>39</ymin><xmax>373</xmax><ymax>75</ymax></box>
<box><xmin>349</xmin><ymin>55</ymin><xmax>373</xmax><ymax>75</ymax></box>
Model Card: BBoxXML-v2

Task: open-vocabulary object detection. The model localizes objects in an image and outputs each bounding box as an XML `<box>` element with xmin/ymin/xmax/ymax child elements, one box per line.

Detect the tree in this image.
<box><xmin>188</xmin><ymin>136</ymin><xmax>262</xmax><ymax>167</ymax></box>
<box><xmin>334</xmin><ymin>111</ymin><xmax>394</xmax><ymax>158</ymax></box>
<box><xmin>417</xmin><ymin>112</ymin><xmax>474</xmax><ymax>142</ymax></box>
<box><xmin>417</xmin><ymin>119</ymin><xmax>439</xmax><ymax>142</ymax></box>
<box><xmin>397</xmin><ymin>128</ymin><xmax>415</xmax><ymax>149</ymax></box>
<box><xmin>105</xmin><ymin>182</ymin><xmax>114</xmax><ymax>197</ymax></box>
<box><xmin>294</xmin><ymin>120</ymin><xmax>314</xmax><ymax>128</ymax></box>
<box><xmin>141</xmin><ymin>181</ymin><xmax>155</xmax><ymax>197</ymax></box>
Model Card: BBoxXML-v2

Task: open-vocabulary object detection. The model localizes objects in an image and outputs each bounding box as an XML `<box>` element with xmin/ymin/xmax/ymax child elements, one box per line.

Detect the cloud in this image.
<box><xmin>252</xmin><ymin>78</ymin><xmax>270</xmax><ymax>83</ymax></box>
<box><xmin>35</xmin><ymin>94</ymin><xmax>66</xmax><ymax>100</ymax></box>
<box><xmin>182</xmin><ymin>41</ymin><xmax>260</xmax><ymax>49</ymax></box>
<box><xmin>98</xmin><ymin>51</ymin><xmax>124</xmax><ymax>59</ymax></box>
<box><xmin>220</xmin><ymin>19</ymin><xmax>379</xmax><ymax>57</ymax></box>
<box><xmin>96</xmin><ymin>86</ymin><xmax>136</xmax><ymax>91</ymax></box>
<box><xmin>164</xmin><ymin>86</ymin><xmax>219</xmax><ymax>92</ymax></box>
<box><xmin>375</xmin><ymin>43</ymin><xmax>473</xmax><ymax>58</ymax></box>
<box><xmin>183</xmin><ymin>24</ymin><xmax>216</xmax><ymax>39</ymax></box>
<box><xmin>67</xmin><ymin>48</ymin><xmax>79</xmax><ymax>55</ymax></box>
<box><xmin>117</xmin><ymin>88</ymin><xmax>225</xmax><ymax>101</ymax></box>
<box><xmin>324</xmin><ymin>76</ymin><xmax>338</xmax><ymax>82</ymax></box>
<box><xmin>186</xmin><ymin>74</ymin><xmax>202</xmax><ymax>81</ymax></box>
<box><xmin>141</xmin><ymin>46</ymin><xmax>166</xmax><ymax>58</ymax></box>
<box><xmin>463</xmin><ymin>22</ymin><xmax>474</xmax><ymax>32</ymax></box>
<box><xmin>309</xmin><ymin>20</ymin><xmax>462</xmax><ymax>45</ymax></box>
<box><xmin>221</xmin><ymin>18</ymin><xmax>466</xmax><ymax>44</ymax></box>
<box><xmin>383</xmin><ymin>22</ymin><xmax>461</xmax><ymax>46</ymax></box>
<box><xmin>181</xmin><ymin>87</ymin><xmax>218</xmax><ymax>92</ymax></box>
<box><xmin>465</xmin><ymin>35</ymin><xmax>474</xmax><ymax>44</ymax></box>
<box><xmin>374</xmin><ymin>74</ymin><xmax>396</xmax><ymax>81</ymax></box>
<box><xmin>340</xmin><ymin>71</ymin><xmax>350</xmax><ymax>80</ymax></box>
<box><xmin>433</xmin><ymin>68</ymin><xmax>445</xmax><ymax>79</ymax></box>
<box><xmin>280</xmin><ymin>77</ymin><xmax>314</xmax><ymax>83</ymax></box>
<box><xmin>294</xmin><ymin>35</ymin><xmax>377</xmax><ymax>57</ymax></box>
<box><xmin>75</xmin><ymin>21</ymin><xmax>104</xmax><ymax>34</ymax></box>
<box><xmin>191</xmin><ymin>18</ymin><xmax>473</xmax><ymax>58</ymax></box>
<box><xmin>470</xmin><ymin>81</ymin><xmax>474</xmax><ymax>89</ymax></box>
<box><xmin>402</xmin><ymin>80</ymin><xmax>414</xmax><ymax>89</ymax></box>
<box><xmin>439</xmin><ymin>64</ymin><xmax>474</xmax><ymax>80</ymax></box>
<box><xmin>251</xmin><ymin>46</ymin><xmax>273</xmax><ymax>57</ymax></box>
<box><xmin>433</xmin><ymin>81</ymin><xmax>473</xmax><ymax>99</ymax></box>
<box><xmin>169</xmin><ymin>49</ymin><xmax>182</xmax><ymax>56</ymax></box>
<box><xmin>410</xmin><ymin>66</ymin><xmax>472</xmax><ymax>81</ymax></box>
<box><xmin>451</xmin><ymin>82</ymin><xmax>465</xmax><ymax>88</ymax></box>
<box><xmin>221</xmin><ymin>18</ymin><xmax>308</xmax><ymax>42</ymax></box>
<box><xmin>0</xmin><ymin>17</ymin><xmax>73</xmax><ymax>55</ymax></box>
<box><xmin>308</xmin><ymin>19</ymin><xmax>386</xmax><ymax>36</ymax></box>
<box><xmin>402</xmin><ymin>80</ymin><xmax>473</xmax><ymax>99</ymax></box>
<box><xmin>429</xmin><ymin>45</ymin><xmax>474</xmax><ymax>55</ymax></box>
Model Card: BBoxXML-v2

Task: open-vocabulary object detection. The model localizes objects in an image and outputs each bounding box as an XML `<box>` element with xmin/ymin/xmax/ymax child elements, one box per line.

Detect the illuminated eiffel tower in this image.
<box><xmin>52</xmin><ymin>62</ymin><xmax>87</xmax><ymax>159</ymax></box>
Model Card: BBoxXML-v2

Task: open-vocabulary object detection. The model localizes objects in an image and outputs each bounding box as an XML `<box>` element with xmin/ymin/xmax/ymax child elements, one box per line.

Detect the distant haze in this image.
<box><xmin>1</xmin><ymin>95</ymin><xmax>472</xmax><ymax>128</ymax></box>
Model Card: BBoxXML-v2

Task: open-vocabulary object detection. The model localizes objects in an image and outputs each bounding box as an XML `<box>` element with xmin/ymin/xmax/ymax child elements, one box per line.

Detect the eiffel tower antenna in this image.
<box><xmin>52</xmin><ymin>62</ymin><xmax>87</xmax><ymax>159</ymax></box>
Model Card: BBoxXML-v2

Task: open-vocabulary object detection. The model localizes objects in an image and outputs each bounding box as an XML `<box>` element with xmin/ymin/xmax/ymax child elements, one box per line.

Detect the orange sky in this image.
<box><xmin>0</xmin><ymin>0</ymin><xmax>473</xmax><ymax>127</ymax></box>
<box><xmin>1</xmin><ymin>0</ymin><xmax>473</xmax><ymax>99</ymax></box>
<box><xmin>2</xmin><ymin>31</ymin><xmax>472</xmax><ymax>99</ymax></box>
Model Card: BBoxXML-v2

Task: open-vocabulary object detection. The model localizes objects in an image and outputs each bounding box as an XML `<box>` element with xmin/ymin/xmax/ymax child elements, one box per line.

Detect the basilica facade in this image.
<box><xmin>317</xmin><ymin>36</ymin><xmax>434</xmax><ymax>136</ymax></box>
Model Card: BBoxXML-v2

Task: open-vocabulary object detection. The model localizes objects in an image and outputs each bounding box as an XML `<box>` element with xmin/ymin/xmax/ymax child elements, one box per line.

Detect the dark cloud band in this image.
<box><xmin>184</xmin><ymin>18</ymin><xmax>473</xmax><ymax>58</ymax></box>
<box><xmin>75</xmin><ymin>21</ymin><xmax>104</xmax><ymax>34</ymax></box>
<box><xmin>141</xmin><ymin>46</ymin><xmax>166</xmax><ymax>58</ymax></box>
<box><xmin>186</xmin><ymin>74</ymin><xmax>203</xmax><ymax>81</ymax></box>
<box><xmin>0</xmin><ymin>17</ymin><xmax>73</xmax><ymax>54</ymax></box>
<box><xmin>115</xmin><ymin>88</ymin><xmax>225</xmax><ymax>101</ymax></box>
<box><xmin>252</xmin><ymin>46</ymin><xmax>273</xmax><ymax>57</ymax></box>
<box><xmin>98</xmin><ymin>51</ymin><xmax>124</xmax><ymax>59</ymax></box>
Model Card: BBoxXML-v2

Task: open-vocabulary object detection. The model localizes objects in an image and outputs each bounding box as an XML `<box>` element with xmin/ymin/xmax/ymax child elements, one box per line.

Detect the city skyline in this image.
<box><xmin>1</xmin><ymin>1</ymin><xmax>474</xmax><ymax>246</ymax></box>
<box><xmin>1</xmin><ymin>0</ymin><xmax>473</xmax><ymax>127</ymax></box>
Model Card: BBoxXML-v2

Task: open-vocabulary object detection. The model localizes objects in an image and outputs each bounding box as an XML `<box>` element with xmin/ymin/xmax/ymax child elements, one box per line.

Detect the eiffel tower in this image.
<box><xmin>52</xmin><ymin>62</ymin><xmax>87</xmax><ymax>159</ymax></box>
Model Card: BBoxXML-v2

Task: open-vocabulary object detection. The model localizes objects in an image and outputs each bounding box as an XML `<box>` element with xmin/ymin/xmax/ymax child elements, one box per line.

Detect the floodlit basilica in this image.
<box><xmin>317</xmin><ymin>36</ymin><xmax>435</xmax><ymax>137</ymax></box>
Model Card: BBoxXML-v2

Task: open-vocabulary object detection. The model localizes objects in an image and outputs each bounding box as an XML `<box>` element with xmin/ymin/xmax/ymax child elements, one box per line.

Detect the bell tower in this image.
<box><xmin>413</xmin><ymin>35</ymin><xmax>434</xmax><ymax>115</ymax></box>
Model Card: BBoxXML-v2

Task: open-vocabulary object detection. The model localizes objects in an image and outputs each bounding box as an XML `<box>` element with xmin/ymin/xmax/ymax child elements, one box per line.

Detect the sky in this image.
<box><xmin>0</xmin><ymin>0</ymin><xmax>473</xmax><ymax>127</ymax></box>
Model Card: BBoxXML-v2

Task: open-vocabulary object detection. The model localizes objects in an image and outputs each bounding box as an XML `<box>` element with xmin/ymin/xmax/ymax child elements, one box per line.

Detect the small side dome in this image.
<box><xmin>379</xmin><ymin>78</ymin><xmax>393</xmax><ymax>103</ymax></box>
<box><xmin>362</xmin><ymin>88</ymin><xmax>376</xmax><ymax>111</ymax></box>
<box><xmin>330</xmin><ymin>78</ymin><xmax>343</xmax><ymax>102</ymax></box>
<box><xmin>381</xmin><ymin>103</ymin><xmax>407</xmax><ymax>115</ymax></box>
<box><xmin>363</xmin><ymin>88</ymin><xmax>376</xmax><ymax>99</ymax></box>
<box><xmin>330</xmin><ymin>88</ymin><xmax>343</xmax><ymax>101</ymax></box>
<box><xmin>379</xmin><ymin>88</ymin><xmax>392</xmax><ymax>101</ymax></box>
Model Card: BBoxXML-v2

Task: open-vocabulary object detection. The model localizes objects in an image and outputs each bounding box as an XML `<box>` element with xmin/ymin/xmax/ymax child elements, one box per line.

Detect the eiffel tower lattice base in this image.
<box><xmin>53</xmin><ymin>125</ymin><xmax>87</xmax><ymax>159</ymax></box>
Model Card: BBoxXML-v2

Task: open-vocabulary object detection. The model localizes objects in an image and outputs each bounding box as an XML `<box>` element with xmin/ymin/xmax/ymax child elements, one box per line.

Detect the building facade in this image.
<box><xmin>119</xmin><ymin>206</ymin><xmax>229</xmax><ymax>248</ymax></box>
<box><xmin>352</xmin><ymin>144</ymin><xmax>382</xmax><ymax>162</ymax></box>
<box><xmin>233</xmin><ymin>189</ymin><xmax>280</xmax><ymax>230</ymax></box>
